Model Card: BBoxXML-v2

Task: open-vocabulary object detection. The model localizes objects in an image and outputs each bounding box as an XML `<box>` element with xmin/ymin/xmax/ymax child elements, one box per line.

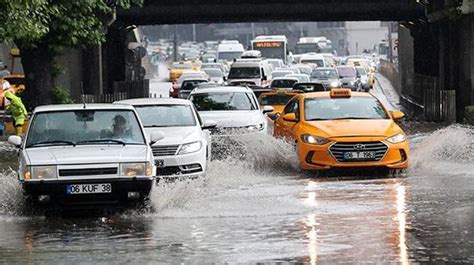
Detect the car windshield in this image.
<box><xmin>301</xmin><ymin>59</ymin><xmax>324</xmax><ymax>67</ymax></box>
<box><xmin>182</xmin><ymin>80</ymin><xmax>208</xmax><ymax>90</ymax></box>
<box><xmin>135</xmin><ymin>105</ymin><xmax>197</xmax><ymax>127</ymax></box>
<box><xmin>356</xmin><ymin>67</ymin><xmax>367</xmax><ymax>75</ymax></box>
<box><xmin>311</xmin><ymin>69</ymin><xmax>338</xmax><ymax>79</ymax></box>
<box><xmin>172</xmin><ymin>63</ymin><xmax>193</xmax><ymax>69</ymax></box>
<box><xmin>190</xmin><ymin>92</ymin><xmax>257</xmax><ymax>111</ymax></box>
<box><xmin>304</xmin><ymin>97</ymin><xmax>389</xmax><ymax>120</ymax></box>
<box><xmin>218</xmin><ymin>51</ymin><xmax>242</xmax><ymax>61</ymax></box>
<box><xmin>25</xmin><ymin>110</ymin><xmax>145</xmax><ymax>147</ymax></box>
<box><xmin>228</xmin><ymin>67</ymin><xmax>260</xmax><ymax>79</ymax></box>
<box><xmin>203</xmin><ymin>69</ymin><xmax>223</xmax><ymax>77</ymax></box>
<box><xmin>293</xmin><ymin>84</ymin><xmax>326</xmax><ymax>92</ymax></box>
<box><xmin>271</xmin><ymin>79</ymin><xmax>298</xmax><ymax>88</ymax></box>
<box><xmin>259</xmin><ymin>94</ymin><xmax>294</xmax><ymax>105</ymax></box>
<box><xmin>337</xmin><ymin>67</ymin><xmax>357</xmax><ymax>77</ymax></box>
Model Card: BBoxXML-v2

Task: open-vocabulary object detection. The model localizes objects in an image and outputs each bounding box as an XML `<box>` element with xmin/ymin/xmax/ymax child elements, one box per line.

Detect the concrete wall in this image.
<box><xmin>346</xmin><ymin>21</ymin><xmax>388</xmax><ymax>55</ymax></box>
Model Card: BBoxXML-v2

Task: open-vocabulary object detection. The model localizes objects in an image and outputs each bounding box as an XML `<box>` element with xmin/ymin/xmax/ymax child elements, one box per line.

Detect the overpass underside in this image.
<box><xmin>118</xmin><ymin>0</ymin><xmax>425</xmax><ymax>24</ymax></box>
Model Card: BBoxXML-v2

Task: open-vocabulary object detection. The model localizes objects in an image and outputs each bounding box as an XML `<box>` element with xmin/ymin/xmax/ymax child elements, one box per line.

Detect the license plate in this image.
<box><xmin>67</xmin><ymin>183</ymin><xmax>112</xmax><ymax>194</ymax></box>
<box><xmin>343</xmin><ymin>151</ymin><xmax>376</xmax><ymax>160</ymax></box>
<box><xmin>155</xmin><ymin>159</ymin><xmax>165</xmax><ymax>168</ymax></box>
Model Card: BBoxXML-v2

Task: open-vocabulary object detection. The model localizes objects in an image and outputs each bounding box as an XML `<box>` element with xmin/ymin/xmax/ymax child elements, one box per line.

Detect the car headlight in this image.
<box><xmin>301</xmin><ymin>134</ymin><xmax>330</xmax><ymax>145</ymax></box>
<box><xmin>27</xmin><ymin>166</ymin><xmax>57</xmax><ymax>180</ymax></box>
<box><xmin>386</xmin><ymin>133</ymin><xmax>406</xmax><ymax>144</ymax></box>
<box><xmin>178</xmin><ymin>141</ymin><xmax>202</xmax><ymax>155</ymax></box>
<box><xmin>120</xmin><ymin>162</ymin><xmax>151</xmax><ymax>177</ymax></box>
<box><xmin>330</xmin><ymin>81</ymin><xmax>339</xmax><ymax>87</ymax></box>
<box><xmin>247</xmin><ymin>123</ymin><xmax>264</xmax><ymax>131</ymax></box>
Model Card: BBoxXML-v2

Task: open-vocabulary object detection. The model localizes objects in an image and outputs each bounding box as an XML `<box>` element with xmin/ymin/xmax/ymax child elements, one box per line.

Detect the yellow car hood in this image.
<box><xmin>307</xmin><ymin>119</ymin><xmax>401</xmax><ymax>138</ymax></box>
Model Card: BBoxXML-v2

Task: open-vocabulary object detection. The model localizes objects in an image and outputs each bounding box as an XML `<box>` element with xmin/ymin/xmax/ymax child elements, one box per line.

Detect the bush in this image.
<box><xmin>464</xmin><ymin>105</ymin><xmax>474</xmax><ymax>125</ymax></box>
<box><xmin>51</xmin><ymin>87</ymin><xmax>74</xmax><ymax>104</ymax></box>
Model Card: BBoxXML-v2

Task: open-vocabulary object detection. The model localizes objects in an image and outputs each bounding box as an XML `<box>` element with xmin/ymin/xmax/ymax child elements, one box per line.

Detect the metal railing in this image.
<box><xmin>423</xmin><ymin>88</ymin><xmax>456</xmax><ymax>123</ymax></box>
<box><xmin>82</xmin><ymin>92</ymin><xmax>128</xmax><ymax>103</ymax></box>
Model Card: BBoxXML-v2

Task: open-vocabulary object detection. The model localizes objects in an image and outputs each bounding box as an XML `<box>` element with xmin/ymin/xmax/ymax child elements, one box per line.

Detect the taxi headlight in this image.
<box><xmin>178</xmin><ymin>141</ymin><xmax>202</xmax><ymax>155</ymax></box>
<box><xmin>247</xmin><ymin>123</ymin><xmax>264</xmax><ymax>131</ymax></box>
<box><xmin>301</xmin><ymin>134</ymin><xmax>330</xmax><ymax>145</ymax></box>
<box><xmin>121</xmin><ymin>163</ymin><xmax>147</xmax><ymax>177</ymax></box>
<box><xmin>31</xmin><ymin>166</ymin><xmax>57</xmax><ymax>180</ymax></box>
<box><xmin>386</xmin><ymin>133</ymin><xmax>406</xmax><ymax>144</ymax></box>
<box><xmin>330</xmin><ymin>81</ymin><xmax>339</xmax><ymax>87</ymax></box>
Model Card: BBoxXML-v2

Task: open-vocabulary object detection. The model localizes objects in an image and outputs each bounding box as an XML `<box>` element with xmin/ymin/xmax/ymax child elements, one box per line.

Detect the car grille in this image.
<box><xmin>152</xmin><ymin>145</ymin><xmax>180</xmax><ymax>156</ymax></box>
<box><xmin>59</xmin><ymin>167</ymin><xmax>118</xmax><ymax>177</ymax></box>
<box><xmin>156</xmin><ymin>164</ymin><xmax>203</xmax><ymax>176</ymax></box>
<box><xmin>329</xmin><ymin>141</ymin><xmax>388</xmax><ymax>162</ymax></box>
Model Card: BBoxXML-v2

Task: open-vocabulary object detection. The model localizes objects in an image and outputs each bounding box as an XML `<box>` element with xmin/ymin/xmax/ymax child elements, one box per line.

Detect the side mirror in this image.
<box><xmin>282</xmin><ymin>113</ymin><xmax>297</xmax><ymax>122</ymax></box>
<box><xmin>7</xmin><ymin>135</ymin><xmax>22</xmax><ymax>147</ymax></box>
<box><xmin>202</xmin><ymin>120</ymin><xmax>217</xmax><ymax>130</ymax></box>
<box><xmin>262</xmin><ymin>75</ymin><xmax>267</xmax><ymax>81</ymax></box>
<box><xmin>267</xmin><ymin>113</ymin><xmax>280</xmax><ymax>121</ymax></box>
<box><xmin>390</xmin><ymin>110</ymin><xmax>405</xmax><ymax>120</ymax></box>
<box><xmin>223</xmin><ymin>76</ymin><xmax>227</xmax><ymax>81</ymax></box>
<box><xmin>262</xmin><ymin>105</ymin><xmax>274</xmax><ymax>114</ymax></box>
<box><xmin>149</xmin><ymin>131</ymin><xmax>165</xmax><ymax>146</ymax></box>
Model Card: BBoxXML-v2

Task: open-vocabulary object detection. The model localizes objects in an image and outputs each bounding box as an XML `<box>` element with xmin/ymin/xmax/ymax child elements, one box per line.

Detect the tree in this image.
<box><xmin>0</xmin><ymin>0</ymin><xmax>142</xmax><ymax>108</ymax></box>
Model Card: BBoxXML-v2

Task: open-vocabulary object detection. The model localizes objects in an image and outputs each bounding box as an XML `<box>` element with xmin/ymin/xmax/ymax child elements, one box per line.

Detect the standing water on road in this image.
<box><xmin>1</xmin><ymin>125</ymin><xmax>473</xmax><ymax>263</ymax></box>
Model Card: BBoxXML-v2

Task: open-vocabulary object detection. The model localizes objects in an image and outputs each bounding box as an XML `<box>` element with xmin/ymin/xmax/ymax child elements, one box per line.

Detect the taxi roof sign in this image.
<box><xmin>330</xmin><ymin>88</ymin><xmax>352</xmax><ymax>98</ymax></box>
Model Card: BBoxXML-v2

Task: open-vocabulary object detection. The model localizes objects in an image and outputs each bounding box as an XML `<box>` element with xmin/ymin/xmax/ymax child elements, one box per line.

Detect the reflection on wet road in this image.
<box><xmin>0</xmin><ymin>125</ymin><xmax>473</xmax><ymax>263</ymax></box>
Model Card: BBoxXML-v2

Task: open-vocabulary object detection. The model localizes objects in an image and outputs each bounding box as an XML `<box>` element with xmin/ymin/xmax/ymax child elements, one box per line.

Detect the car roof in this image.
<box><xmin>272</xmin><ymin>77</ymin><xmax>300</xmax><ymax>81</ymax></box>
<box><xmin>34</xmin><ymin>103</ymin><xmax>135</xmax><ymax>113</ymax></box>
<box><xmin>259</xmin><ymin>90</ymin><xmax>301</xmax><ymax>97</ymax></box>
<box><xmin>302</xmin><ymin>91</ymin><xmax>374</xmax><ymax>99</ymax></box>
<box><xmin>182</xmin><ymin>77</ymin><xmax>209</xmax><ymax>82</ymax></box>
<box><xmin>190</xmin><ymin>86</ymin><xmax>251</xmax><ymax>94</ymax></box>
<box><xmin>115</xmin><ymin>98</ymin><xmax>191</xmax><ymax>106</ymax></box>
<box><xmin>313</xmin><ymin>67</ymin><xmax>337</xmax><ymax>71</ymax></box>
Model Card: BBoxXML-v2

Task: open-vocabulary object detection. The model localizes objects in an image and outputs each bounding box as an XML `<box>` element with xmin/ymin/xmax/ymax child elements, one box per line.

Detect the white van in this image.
<box><xmin>216</xmin><ymin>41</ymin><xmax>244</xmax><ymax>62</ymax></box>
<box><xmin>7</xmin><ymin>104</ymin><xmax>162</xmax><ymax>208</ymax></box>
<box><xmin>227</xmin><ymin>59</ymin><xmax>273</xmax><ymax>87</ymax></box>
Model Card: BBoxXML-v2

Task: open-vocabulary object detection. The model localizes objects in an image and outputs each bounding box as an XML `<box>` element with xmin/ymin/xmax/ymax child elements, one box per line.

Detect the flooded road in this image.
<box><xmin>0</xmin><ymin>125</ymin><xmax>473</xmax><ymax>263</ymax></box>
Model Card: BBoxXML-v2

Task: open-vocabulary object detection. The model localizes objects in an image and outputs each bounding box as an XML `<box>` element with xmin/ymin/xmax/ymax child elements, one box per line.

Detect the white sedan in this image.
<box><xmin>116</xmin><ymin>98</ymin><xmax>216</xmax><ymax>179</ymax></box>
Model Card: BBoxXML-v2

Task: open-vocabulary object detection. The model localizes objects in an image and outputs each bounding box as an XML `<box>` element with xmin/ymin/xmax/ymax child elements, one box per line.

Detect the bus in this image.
<box><xmin>295</xmin><ymin>37</ymin><xmax>335</xmax><ymax>55</ymax></box>
<box><xmin>251</xmin><ymin>35</ymin><xmax>288</xmax><ymax>64</ymax></box>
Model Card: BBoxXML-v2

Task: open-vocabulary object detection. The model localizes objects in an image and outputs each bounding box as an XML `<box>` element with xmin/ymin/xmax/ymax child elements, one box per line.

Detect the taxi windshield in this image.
<box><xmin>304</xmin><ymin>97</ymin><xmax>389</xmax><ymax>120</ymax></box>
<box><xmin>259</xmin><ymin>94</ymin><xmax>294</xmax><ymax>105</ymax></box>
<box><xmin>135</xmin><ymin>105</ymin><xmax>197</xmax><ymax>127</ymax></box>
<box><xmin>25</xmin><ymin>110</ymin><xmax>145</xmax><ymax>147</ymax></box>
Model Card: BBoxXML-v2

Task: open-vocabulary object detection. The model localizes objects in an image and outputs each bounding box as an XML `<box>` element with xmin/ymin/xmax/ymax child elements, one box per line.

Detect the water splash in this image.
<box><xmin>409</xmin><ymin>124</ymin><xmax>474</xmax><ymax>175</ymax></box>
<box><xmin>0</xmin><ymin>168</ymin><xmax>27</xmax><ymax>216</ymax></box>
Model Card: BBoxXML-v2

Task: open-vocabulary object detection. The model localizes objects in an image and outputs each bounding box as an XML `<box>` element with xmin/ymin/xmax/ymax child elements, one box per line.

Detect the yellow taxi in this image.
<box><xmin>258</xmin><ymin>90</ymin><xmax>301</xmax><ymax>117</ymax></box>
<box><xmin>169</xmin><ymin>61</ymin><xmax>194</xmax><ymax>82</ymax></box>
<box><xmin>273</xmin><ymin>88</ymin><xmax>408</xmax><ymax>172</ymax></box>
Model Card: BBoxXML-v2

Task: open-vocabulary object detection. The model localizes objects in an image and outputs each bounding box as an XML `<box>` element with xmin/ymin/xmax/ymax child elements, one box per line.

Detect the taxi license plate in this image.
<box><xmin>67</xmin><ymin>183</ymin><xmax>112</xmax><ymax>194</ymax></box>
<box><xmin>343</xmin><ymin>151</ymin><xmax>376</xmax><ymax>160</ymax></box>
<box><xmin>155</xmin><ymin>159</ymin><xmax>165</xmax><ymax>168</ymax></box>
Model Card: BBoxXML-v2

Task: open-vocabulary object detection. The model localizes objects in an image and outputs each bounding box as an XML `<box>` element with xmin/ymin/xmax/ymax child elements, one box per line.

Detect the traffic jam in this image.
<box><xmin>4</xmin><ymin>35</ymin><xmax>406</xmax><ymax>210</ymax></box>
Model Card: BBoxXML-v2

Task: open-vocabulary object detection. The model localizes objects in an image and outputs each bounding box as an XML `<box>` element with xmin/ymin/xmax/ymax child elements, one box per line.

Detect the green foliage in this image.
<box><xmin>464</xmin><ymin>105</ymin><xmax>474</xmax><ymax>125</ymax></box>
<box><xmin>51</xmin><ymin>87</ymin><xmax>74</xmax><ymax>104</ymax></box>
<box><xmin>0</xmin><ymin>0</ymin><xmax>143</xmax><ymax>51</ymax></box>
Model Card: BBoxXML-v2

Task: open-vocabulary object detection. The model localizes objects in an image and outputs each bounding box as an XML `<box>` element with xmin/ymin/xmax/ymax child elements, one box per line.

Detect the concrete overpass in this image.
<box><xmin>118</xmin><ymin>0</ymin><xmax>426</xmax><ymax>24</ymax></box>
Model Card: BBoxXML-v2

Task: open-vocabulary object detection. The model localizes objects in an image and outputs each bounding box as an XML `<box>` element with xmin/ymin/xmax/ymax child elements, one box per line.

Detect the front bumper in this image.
<box><xmin>22</xmin><ymin>177</ymin><xmax>153</xmax><ymax>208</ymax></box>
<box><xmin>154</xmin><ymin>148</ymin><xmax>207</xmax><ymax>178</ymax></box>
<box><xmin>298</xmin><ymin>138</ymin><xmax>409</xmax><ymax>171</ymax></box>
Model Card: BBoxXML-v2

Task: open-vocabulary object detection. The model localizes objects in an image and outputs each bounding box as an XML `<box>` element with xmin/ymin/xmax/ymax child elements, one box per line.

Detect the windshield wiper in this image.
<box><xmin>306</xmin><ymin>118</ymin><xmax>328</xmax><ymax>121</ymax></box>
<box><xmin>77</xmin><ymin>139</ymin><xmax>126</xmax><ymax>146</ymax></box>
<box><xmin>27</xmin><ymin>140</ymin><xmax>76</xmax><ymax>148</ymax></box>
